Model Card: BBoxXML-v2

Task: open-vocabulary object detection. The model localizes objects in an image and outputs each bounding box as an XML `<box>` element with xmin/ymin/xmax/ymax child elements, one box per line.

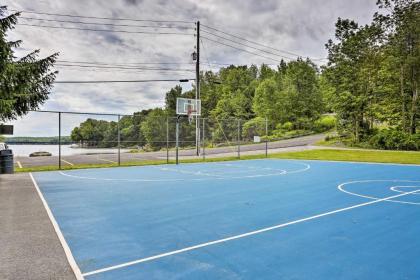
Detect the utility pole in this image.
<box><xmin>195</xmin><ymin>20</ymin><xmax>200</xmax><ymax>156</ymax></box>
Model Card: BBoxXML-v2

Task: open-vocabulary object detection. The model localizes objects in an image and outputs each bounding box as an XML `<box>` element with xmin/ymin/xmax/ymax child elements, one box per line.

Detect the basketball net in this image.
<box><xmin>187</xmin><ymin>107</ymin><xmax>196</xmax><ymax>124</ymax></box>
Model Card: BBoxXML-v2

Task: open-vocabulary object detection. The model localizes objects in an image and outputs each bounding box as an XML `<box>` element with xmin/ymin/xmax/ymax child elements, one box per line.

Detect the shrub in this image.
<box><xmin>242</xmin><ymin>117</ymin><xmax>266</xmax><ymax>140</ymax></box>
<box><xmin>281</xmin><ymin>122</ymin><xmax>294</xmax><ymax>131</ymax></box>
<box><xmin>314</xmin><ymin>115</ymin><xmax>337</xmax><ymax>133</ymax></box>
<box><xmin>369</xmin><ymin>129</ymin><xmax>420</xmax><ymax>151</ymax></box>
<box><xmin>295</xmin><ymin>117</ymin><xmax>312</xmax><ymax>130</ymax></box>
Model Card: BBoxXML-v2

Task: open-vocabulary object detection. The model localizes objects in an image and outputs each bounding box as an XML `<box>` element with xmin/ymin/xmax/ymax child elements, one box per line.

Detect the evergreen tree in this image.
<box><xmin>0</xmin><ymin>7</ymin><xmax>58</xmax><ymax>121</ymax></box>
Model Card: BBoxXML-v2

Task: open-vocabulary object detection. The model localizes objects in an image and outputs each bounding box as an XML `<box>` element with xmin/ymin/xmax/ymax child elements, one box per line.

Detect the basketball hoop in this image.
<box><xmin>176</xmin><ymin>97</ymin><xmax>201</xmax><ymax>124</ymax></box>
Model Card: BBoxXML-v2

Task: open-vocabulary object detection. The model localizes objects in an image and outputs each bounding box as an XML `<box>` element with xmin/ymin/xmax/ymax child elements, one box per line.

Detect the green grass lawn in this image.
<box><xmin>16</xmin><ymin>149</ymin><xmax>420</xmax><ymax>173</ymax></box>
<box><xmin>269</xmin><ymin>149</ymin><xmax>420</xmax><ymax>164</ymax></box>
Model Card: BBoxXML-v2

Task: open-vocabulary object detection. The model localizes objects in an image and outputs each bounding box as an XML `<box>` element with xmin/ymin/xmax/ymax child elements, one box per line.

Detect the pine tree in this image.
<box><xmin>0</xmin><ymin>6</ymin><xmax>58</xmax><ymax>121</ymax></box>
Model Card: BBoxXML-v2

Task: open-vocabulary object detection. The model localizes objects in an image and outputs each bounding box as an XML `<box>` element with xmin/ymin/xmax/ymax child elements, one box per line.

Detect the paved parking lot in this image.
<box><xmin>14</xmin><ymin>134</ymin><xmax>325</xmax><ymax>168</ymax></box>
<box><xmin>0</xmin><ymin>173</ymin><xmax>76</xmax><ymax>280</ymax></box>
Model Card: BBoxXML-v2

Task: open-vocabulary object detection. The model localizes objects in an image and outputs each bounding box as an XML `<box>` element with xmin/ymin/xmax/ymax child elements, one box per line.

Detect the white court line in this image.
<box><xmin>338</xmin><ymin>180</ymin><xmax>420</xmax><ymax>206</ymax></box>
<box><xmin>30</xmin><ymin>173</ymin><xmax>84</xmax><ymax>280</ymax></box>
<box><xmin>61</xmin><ymin>159</ymin><xmax>74</xmax><ymax>166</ymax></box>
<box><xmin>154</xmin><ymin>166</ymin><xmax>225</xmax><ymax>178</ymax></box>
<box><xmin>17</xmin><ymin>161</ymin><xmax>23</xmax><ymax>168</ymax></box>
<box><xmin>82</xmin><ymin>188</ymin><xmax>420</xmax><ymax>277</ymax></box>
<box><xmin>268</xmin><ymin>157</ymin><xmax>420</xmax><ymax>167</ymax></box>
<box><xmin>58</xmin><ymin>163</ymin><xmax>309</xmax><ymax>182</ymax></box>
<box><xmin>390</xmin><ymin>186</ymin><xmax>420</xmax><ymax>195</ymax></box>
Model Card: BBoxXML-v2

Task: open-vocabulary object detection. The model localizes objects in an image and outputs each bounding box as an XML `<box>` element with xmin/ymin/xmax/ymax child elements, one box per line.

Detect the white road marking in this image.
<box><xmin>338</xmin><ymin>180</ymin><xmax>420</xmax><ymax>205</ymax></box>
<box><xmin>29</xmin><ymin>173</ymin><xmax>84</xmax><ymax>280</ymax></box>
<box><xmin>97</xmin><ymin>157</ymin><xmax>117</xmax><ymax>164</ymax></box>
<box><xmin>61</xmin><ymin>159</ymin><xmax>74</xmax><ymax>166</ymax></box>
<box><xmin>82</xmin><ymin>188</ymin><xmax>420</xmax><ymax>277</ymax></box>
<box><xmin>16</xmin><ymin>161</ymin><xmax>23</xmax><ymax>168</ymax></box>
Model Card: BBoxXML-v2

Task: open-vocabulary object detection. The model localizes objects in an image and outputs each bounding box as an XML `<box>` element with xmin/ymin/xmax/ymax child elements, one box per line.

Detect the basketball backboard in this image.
<box><xmin>176</xmin><ymin>98</ymin><xmax>201</xmax><ymax>116</ymax></box>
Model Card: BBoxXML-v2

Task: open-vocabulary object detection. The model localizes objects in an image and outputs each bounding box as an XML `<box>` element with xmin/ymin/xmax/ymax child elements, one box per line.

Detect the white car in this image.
<box><xmin>0</xmin><ymin>143</ymin><xmax>9</xmax><ymax>150</ymax></box>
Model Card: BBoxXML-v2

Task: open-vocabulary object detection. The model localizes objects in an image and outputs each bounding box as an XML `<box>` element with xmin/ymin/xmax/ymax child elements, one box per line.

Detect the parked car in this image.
<box><xmin>0</xmin><ymin>142</ymin><xmax>8</xmax><ymax>150</ymax></box>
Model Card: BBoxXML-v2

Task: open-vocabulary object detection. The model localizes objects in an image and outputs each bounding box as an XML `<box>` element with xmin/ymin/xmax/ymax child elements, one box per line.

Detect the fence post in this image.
<box><xmin>58</xmin><ymin>112</ymin><xmax>62</xmax><ymax>170</ymax></box>
<box><xmin>237</xmin><ymin>119</ymin><xmax>241</xmax><ymax>159</ymax></box>
<box><xmin>265</xmin><ymin>117</ymin><xmax>268</xmax><ymax>158</ymax></box>
<box><xmin>166</xmin><ymin>117</ymin><xmax>169</xmax><ymax>164</ymax></box>
<box><xmin>202</xmin><ymin>118</ymin><xmax>205</xmax><ymax>160</ymax></box>
<box><xmin>117</xmin><ymin>115</ymin><xmax>121</xmax><ymax>166</ymax></box>
<box><xmin>176</xmin><ymin>117</ymin><xmax>179</xmax><ymax>165</ymax></box>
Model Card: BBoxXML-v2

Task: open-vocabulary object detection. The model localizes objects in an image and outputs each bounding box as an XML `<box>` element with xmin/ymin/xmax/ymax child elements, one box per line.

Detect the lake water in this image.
<box><xmin>8</xmin><ymin>144</ymin><xmax>129</xmax><ymax>157</ymax></box>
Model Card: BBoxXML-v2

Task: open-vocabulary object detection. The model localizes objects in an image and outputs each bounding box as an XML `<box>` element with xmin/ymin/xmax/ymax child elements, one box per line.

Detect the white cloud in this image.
<box><xmin>5</xmin><ymin>0</ymin><xmax>377</xmax><ymax>136</ymax></box>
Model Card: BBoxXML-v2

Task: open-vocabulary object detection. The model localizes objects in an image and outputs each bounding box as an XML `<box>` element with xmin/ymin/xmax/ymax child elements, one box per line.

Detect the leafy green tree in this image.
<box><xmin>119</xmin><ymin>109</ymin><xmax>151</xmax><ymax>145</ymax></box>
<box><xmin>70</xmin><ymin>118</ymin><xmax>111</xmax><ymax>147</ymax></box>
<box><xmin>211</xmin><ymin>65</ymin><xmax>258</xmax><ymax>120</ymax></box>
<box><xmin>281</xmin><ymin>59</ymin><xmax>323</xmax><ymax>126</ymax></box>
<box><xmin>253</xmin><ymin>59</ymin><xmax>322</xmax><ymax>129</ymax></box>
<box><xmin>199</xmin><ymin>71</ymin><xmax>222</xmax><ymax>118</ymax></box>
<box><xmin>375</xmin><ymin>0</ymin><xmax>419</xmax><ymax>134</ymax></box>
<box><xmin>0</xmin><ymin>7</ymin><xmax>58</xmax><ymax>121</ymax></box>
<box><xmin>140</xmin><ymin>108</ymin><xmax>167</xmax><ymax>150</ymax></box>
<box><xmin>165</xmin><ymin>85</ymin><xmax>183</xmax><ymax>116</ymax></box>
<box><xmin>253</xmin><ymin>78</ymin><xmax>282</xmax><ymax>122</ymax></box>
<box><xmin>70</xmin><ymin>127</ymin><xmax>83</xmax><ymax>145</ymax></box>
<box><xmin>325</xmin><ymin>18</ymin><xmax>383</xmax><ymax>142</ymax></box>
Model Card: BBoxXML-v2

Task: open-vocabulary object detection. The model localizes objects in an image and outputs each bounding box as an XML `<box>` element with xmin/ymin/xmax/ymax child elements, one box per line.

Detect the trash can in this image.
<box><xmin>0</xmin><ymin>149</ymin><xmax>14</xmax><ymax>174</ymax></box>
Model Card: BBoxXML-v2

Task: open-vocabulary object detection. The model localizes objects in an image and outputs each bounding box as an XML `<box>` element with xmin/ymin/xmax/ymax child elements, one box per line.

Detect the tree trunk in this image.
<box><xmin>400</xmin><ymin>64</ymin><xmax>408</xmax><ymax>132</ymax></box>
<box><xmin>354</xmin><ymin>115</ymin><xmax>360</xmax><ymax>143</ymax></box>
<box><xmin>409</xmin><ymin>68</ymin><xmax>418</xmax><ymax>134</ymax></box>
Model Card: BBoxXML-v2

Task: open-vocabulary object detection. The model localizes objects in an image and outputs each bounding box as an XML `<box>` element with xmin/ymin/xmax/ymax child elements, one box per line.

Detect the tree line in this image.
<box><xmin>67</xmin><ymin>0</ymin><xmax>417</xmax><ymax>151</ymax></box>
<box><xmin>70</xmin><ymin>59</ymin><xmax>336</xmax><ymax>150</ymax></box>
<box><xmin>70</xmin><ymin>0</ymin><xmax>419</xmax><ymax>151</ymax></box>
<box><xmin>323</xmin><ymin>0</ymin><xmax>419</xmax><ymax>149</ymax></box>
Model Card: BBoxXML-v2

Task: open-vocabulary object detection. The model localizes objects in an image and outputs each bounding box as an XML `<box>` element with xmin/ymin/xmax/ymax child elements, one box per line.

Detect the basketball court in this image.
<box><xmin>31</xmin><ymin>159</ymin><xmax>420</xmax><ymax>279</ymax></box>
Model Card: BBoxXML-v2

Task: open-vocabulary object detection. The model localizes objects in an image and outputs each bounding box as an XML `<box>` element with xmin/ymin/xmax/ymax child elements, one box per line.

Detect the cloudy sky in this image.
<box><xmin>5</xmin><ymin>0</ymin><xmax>378</xmax><ymax>136</ymax></box>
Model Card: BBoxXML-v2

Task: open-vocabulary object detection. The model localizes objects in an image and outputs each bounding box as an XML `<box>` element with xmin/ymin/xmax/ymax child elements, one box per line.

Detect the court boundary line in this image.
<box><xmin>58</xmin><ymin>162</ymin><xmax>309</xmax><ymax>182</ymax></box>
<box><xmin>50</xmin><ymin>158</ymin><xmax>419</xmax><ymax>177</ymax></box>
<box><xmin>82</xmin><ymin>188</ymin><xmax>420</xmax><ymax>277</ymax></box>
<box><xmin>29</xmin><ymin>173</ymin><xmax>84</xmax><ymax>280</ymax></box>
<box><xmin>267</xmin><ymin>157</ymin><xmax>420</xmax><ymax>167</ymax></box>
<box><xmin>391</xmin><ymin>186</ymin><xmax>420</xmax><ymax>195</ymax></box>
<box><xmin>338</xmin><ymin>179</ymin><xmax>420</xmax><ymax>205</ymax></box>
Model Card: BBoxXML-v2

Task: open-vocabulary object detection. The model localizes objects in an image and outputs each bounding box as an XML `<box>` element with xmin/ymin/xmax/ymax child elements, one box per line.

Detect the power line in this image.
<box><xmin>56</xmin><ymin>68</ymin><xmax>195</xmax><ymax>74</ymax></box>
<box><xmin>201</xmin><ymin>23</ymin><xmax>303</xmax><ymax>58</ymax></box>
<box><xmin>202</xmin><ymin>30</ymin><xmax>293</xmax><ymax>60</ymax></box>
<box><xmin>202</xmin><ymin>61</ymin><xmax>278</xmax><ymax>66</ymax></box>
<box><xmin>19</xmin><ymin>17</ymin><xmax>194</xmax><ymax>30</ymax></box>
<box><xmin>54</xmin><ymin>78</ymin><xmax>196</xmax><ymax>84</ymax></box>
<box><xmin>56</xmin><ymin>60</ymin><xmax>194</xmax><ymax>66</ymax></box>
<box><xmin>17</xmin><ymin>23</ymin><xmax>194</xmax><ymax>35</ymax></box>
<box><xmin>202</xmin><ymin>36</ymin><xmax>283</xmax><ymax>64</ymax></box>
<box><xmin>10</xmin><ymin>9</ymin><xmax>195</xmax><ymax>24</ymax></box>
<box><xmin>55</xmin><ymin>63</ymin><xmax>195</xmax><ymax>72</ymax></box>
<box><xmin>200</xmin><ymin>38</ymin><xmax>216</xmax><ymax>71</ymax></box>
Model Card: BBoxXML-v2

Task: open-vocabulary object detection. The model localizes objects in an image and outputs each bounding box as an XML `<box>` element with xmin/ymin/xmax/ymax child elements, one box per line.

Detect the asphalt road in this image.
<box><xmin>14</xmin><ymin>134</ymin><xmax>325</xmax><ymax>168</ymax></box>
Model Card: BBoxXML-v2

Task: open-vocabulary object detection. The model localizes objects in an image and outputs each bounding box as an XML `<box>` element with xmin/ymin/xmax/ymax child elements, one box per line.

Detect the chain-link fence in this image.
<box><xmin>4</xmin><ymin>110</ymin><xmax>323</xmax><ymax>171</ymax></box>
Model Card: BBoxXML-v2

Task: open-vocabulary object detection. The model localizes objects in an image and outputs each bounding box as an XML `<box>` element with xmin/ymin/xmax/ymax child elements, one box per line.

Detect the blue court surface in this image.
<box><xmin>32</xmin><ymin>159</ymin><xmax>420</xmax><ymax>279</ymax></box>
